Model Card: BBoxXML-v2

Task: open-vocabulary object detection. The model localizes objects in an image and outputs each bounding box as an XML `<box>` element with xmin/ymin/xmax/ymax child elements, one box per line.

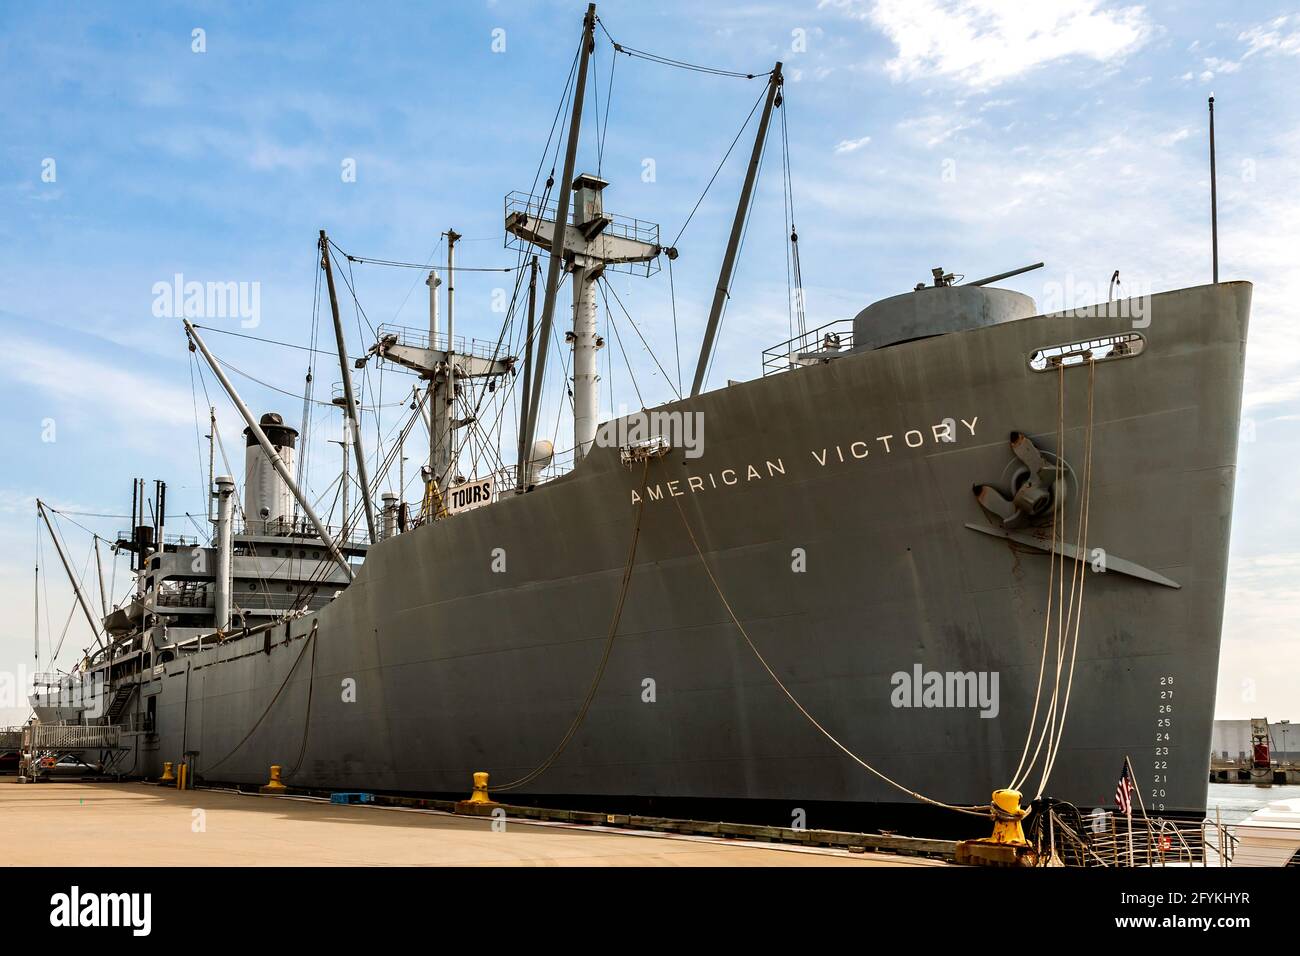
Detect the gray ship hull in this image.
<box><xmin>140</xmin><ymin>281</ymin><xmax>1249</xmax><ymax>819</ymax></box>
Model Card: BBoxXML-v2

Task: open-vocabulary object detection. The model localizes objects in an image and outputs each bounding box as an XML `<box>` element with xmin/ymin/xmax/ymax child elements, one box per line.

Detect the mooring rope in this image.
<box><xmin>491</xmin><ymin>461</ymin><xmax>650</xmax><ymax>792</ymax></box>
<box><xmin>1010</xmin><ymin>358</ymin><xmax>1098</xmax><ymax>795</ymax></box>
<box><xmin>1008</xmin><ymin>363</ymin><xmax>1065</xmax><ymax>790</ymax></box>
<box><xmin>668</xmin><ymin>490</ymin><xmax>992</xmax><ymax>819</ymax></box>
<box><xmin>200</xmin><ymin>620</ymin><xmax>318</xmax><ymax>775</ymax></box>
<box><xmin>1037</xmin><ymin>359</ymin><xmax>1097</xmax><ymax>797</ymax></box>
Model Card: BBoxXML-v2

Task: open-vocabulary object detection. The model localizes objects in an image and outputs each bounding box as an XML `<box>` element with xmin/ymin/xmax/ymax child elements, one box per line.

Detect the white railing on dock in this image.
<box><xmin>24</xmin><ymin>724</ymin><xmax>121</xmax><ymax>750</ymax></box>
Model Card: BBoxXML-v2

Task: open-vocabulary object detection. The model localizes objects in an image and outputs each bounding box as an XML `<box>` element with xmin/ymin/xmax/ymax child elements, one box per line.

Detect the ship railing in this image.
<box><xmin>233</xmin><ymin>516</ymin><xmax>370</xmax><ymax>549</ymax></box>
<box><xmin>232</xmin><ymin>591</ymin><xmax>332</xmax><ymax>614</ymax></box>
<box><xmin>23</xmin><ymin>724</ymin><xmax>122</xmax><ymax>751</ymax></box>
<box><xmin>114</xmin><ymin>530</ymin><xmax>202</xmax><ymax>548</ymax></box>
<box><xmin>762</xmin><ymin>319</ymin><xmax>855</xmax><ymax>376</ymax></box>
<box><xmin>1039</xmin><ymin>808</ymin><xmax>1235</xmax><ymax>867</ymax></box>
<box><xmin>31</xmin><ymin>671</ymin><xmax>78</xmax><ymax>690</ymax></box>
<box><xmin>404</xmin><ymin>451</ymin><xmax>578</xmax><ymax>529</ymax></box>
<box><xmin>375</xmin><ymin>323</ymin><xmax>508</xmax><ymax>362</ymax></box>
<box><xmin>504</xmin><ymin>191</ymin><xmax>662</xmax><ymax>278</ymax></box>
<box><xmin>156</xmin><ymin>581</ymin><xmax>213</xmax><ymax>609</ymax></box>
<box><xmin>117</xmin><ymin>711</ymin><xmax>156</xmax><ymax>735</ymax></box>
<box><xmin>0</xmin><ymin>727</ymin><xmax>24</xmax><ymax>750</ymax></box>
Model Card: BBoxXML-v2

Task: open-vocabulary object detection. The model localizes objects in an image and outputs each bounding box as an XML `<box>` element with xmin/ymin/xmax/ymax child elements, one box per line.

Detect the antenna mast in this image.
<box><xmin>1208</xmin><ymin>94</ymin><xmax>1219</xmax><ymax>284</ymax></box>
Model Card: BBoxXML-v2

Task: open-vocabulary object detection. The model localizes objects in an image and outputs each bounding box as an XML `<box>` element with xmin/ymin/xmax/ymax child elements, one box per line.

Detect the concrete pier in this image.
<box><xmin>0</xmin><ymin>783</ymin><xmax>944</xmax><ymax>867</ymax></box>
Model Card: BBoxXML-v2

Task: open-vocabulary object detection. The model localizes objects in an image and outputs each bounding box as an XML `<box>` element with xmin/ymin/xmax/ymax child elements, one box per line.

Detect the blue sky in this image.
<box><xmin>1</xmin><ymin>0</ymin><xmax>1297</xmax><ymax>723</ymax></box>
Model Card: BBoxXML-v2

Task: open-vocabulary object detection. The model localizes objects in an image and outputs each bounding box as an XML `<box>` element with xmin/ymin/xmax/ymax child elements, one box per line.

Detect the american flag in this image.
<box><xmin>1115</xmin><ymin>762</ymin><xmax>1133</xmax><ymax>816</ymax></box>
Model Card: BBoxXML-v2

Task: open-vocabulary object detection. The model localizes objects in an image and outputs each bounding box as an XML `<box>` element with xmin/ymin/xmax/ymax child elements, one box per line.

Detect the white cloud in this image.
<box><xmin>1240</xmin><ymin>14</ymin><xmax>1300</xmax><ymax>58</ymax></box>
<box><xmin>849</xmin><ymin>0</ymin><xmax>1154</xmax><ymax>88</ymax></box>
<box><xmin>895</xmin><ymin>112</ymin><xmax>977</xmax><ymax>147</ymax></box>
<box><xmin>834</xmin><ymin>134</ymin><xmax>872</xmax><ymax>153</ymax></box>
<box><xmin>0</xmin><ymin>334</ymin><xmax>196</xmax><ymax>433</ymax></box>
<box><xmin>1199</xmin><ymin>55</ymin><xmax>1241</xmax><ymax>82</ymax></box>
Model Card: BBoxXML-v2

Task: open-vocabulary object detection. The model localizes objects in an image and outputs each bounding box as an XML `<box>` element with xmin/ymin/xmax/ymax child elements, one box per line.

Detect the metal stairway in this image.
<box><xmin>104</xmin><ymin>684</ymin><xmax>137</xmax><ymax>723</ymax></box>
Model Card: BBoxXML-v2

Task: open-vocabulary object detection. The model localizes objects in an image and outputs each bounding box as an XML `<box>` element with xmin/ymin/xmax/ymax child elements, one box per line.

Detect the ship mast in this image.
<box><xmin>444</xmin><ymin>229</ymin><xmax>460</xmax><ymax>487</ymax></box>
<box><xmin>518</xmin><ymin>2</ymin><xmax>597</xmax><ymax>473</ymax></box>
<box><xmin>691</xmin><ymin>62</ymin><xmax>783</xmax><ymax>397</ymax></box>
<box><xmin>320</xmin><ymin>230</ymin><xmax>378</xmax><ymax>544</ymax></box>
<box><xmin>516</xmin><ymin>256</ymin><xmax>539</xmax><ymax>491</ymax></box>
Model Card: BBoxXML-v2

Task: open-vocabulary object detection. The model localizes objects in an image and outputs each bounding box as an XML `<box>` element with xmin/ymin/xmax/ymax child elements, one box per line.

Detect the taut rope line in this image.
<box><xmin>668</xmin><ymin>489</ymin><xmax>991</xmax><ymax>819</ymax></box>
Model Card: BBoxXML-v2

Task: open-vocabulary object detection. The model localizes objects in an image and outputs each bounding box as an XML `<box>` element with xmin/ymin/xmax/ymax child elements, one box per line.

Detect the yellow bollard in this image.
<box><xmin>259</xmin><ymin>765</ymin><xmax>287</xmax><ymax>794</ymax></box>
<box><xmin>955</xmin><ymin>789</ymin><xmax>1036</xmax><ymax>867</ymax></box>
<box><xmin>989</xmin><ymin>788</ymin><xmax>1029</xmax><ymax>845</ymax></box>
<box><xmin>159</xmin><ymin>761</ymin><xmax>175</xmax><ymax>784</ymax></box>
<box><xmin>455</xmin><ymin>771</ymin><xmax>499</xmax><ymax>812</ymax></box>
<box><xmin>468</xmin><ymin>771</ymin><xmax>492</xmax><ymax>803</ymax></box>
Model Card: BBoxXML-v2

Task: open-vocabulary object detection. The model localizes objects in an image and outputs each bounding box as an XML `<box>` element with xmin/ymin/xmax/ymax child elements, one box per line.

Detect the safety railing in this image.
<box><xmin>762</xmin><ymin>319</ymin><xmax>855</xmax><ymax>376</ymax></box>
<box><xmin>374</xmin><ymin>323</ymin><xmax>508</xmax><ymax>362</ymax></box>
<box><xmin>23</xmin><ymin>724</ymin><xmax>122</xmax><ymax>750</ymax></box>
<box><xmin>503</xmin><ymin>191</ymin><xmax>662</xmax><ymax>277</ymax></box>
<box><xmin>233</xmin><ymin>517</ymin><xmax>370</xmax><ymax>549</ymax></box>
<box><xmin>1034</xmin><ymin>807</ymin><xmax>1238</xmax><ymax>867</ymax></box>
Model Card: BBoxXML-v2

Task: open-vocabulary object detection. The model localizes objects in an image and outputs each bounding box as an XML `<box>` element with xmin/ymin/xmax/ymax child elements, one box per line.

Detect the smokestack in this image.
<box><xmin>243</xmin><ymin>412</ymin><xmax>298</xmax><ymax>534</ymax></box>
<box><xmin>381</xmin><ymin>492</ymin><xmax>398</xmax><ymax>540</ymax></box>
<box><xmin>213</xmin><ymin>474</ymin><xmax>235</xmax><ymax>631</ymax></box>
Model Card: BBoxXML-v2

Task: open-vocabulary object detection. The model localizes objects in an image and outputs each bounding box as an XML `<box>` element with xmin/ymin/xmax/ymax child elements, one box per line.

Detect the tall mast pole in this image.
<box><xmin>691</xmin><ymin>62</ymin><xmax>783</xmax><ymax>397</ymax></box>
<box><xmin>425</xmin><ymin>269</ymin><xmax>441</xmax><ymax>484</ymax></box>
<box><xmin>520</xmin><ymin>2</ymin><xmax>597</xmax><ymax>476</ymax></box>
<box><xmin>184</xmin><ymin>319</ymin><xmax>356</xmax><ymax>581</ymax></box>
<box><xmin>444</xmin><ymin>228</ymin><xmax>461</xmax><ymax>487</ymax></box>
<box><xmin>517</xmin><ymin>255</ymin><xmax>540</xmax><ymax>492</ymax></box>
<box><xmin>319</xmin><ymin>229</ymin><xmax>378</xmax><ymax>544</ymax></box>
<box><xmin>93</xmin><ymin>535</ymin><xmax>108</xmax><ymax>616</ymax></box>
<box><xmin>36</xmin><ymin>500</ymin><xmax>105</xmax><ymax>651</ymax></box>
<box><xmin>1208</xmin><ymin>94</ymin><xmax>1219</xmax><ymax>284</ymax></box>
<box><xmin>206</xmin><ymin>405</ymin><xmax>216</xmax><ymax>523</ymax></box>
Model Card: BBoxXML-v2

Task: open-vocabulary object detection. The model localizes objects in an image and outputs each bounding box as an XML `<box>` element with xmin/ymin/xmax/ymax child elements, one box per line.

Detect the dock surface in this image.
<box><xmin>0</xmin><ymin>782</ymin><xmax>943</xmax><ymax>867</ymax></box>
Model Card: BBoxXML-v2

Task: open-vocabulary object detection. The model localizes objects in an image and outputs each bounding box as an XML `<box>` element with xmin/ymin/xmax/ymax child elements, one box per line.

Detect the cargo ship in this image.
<box><xmin>22</xmin><ymin>4</ymin><xmax>1249</xmax><ymax>832</ymax></box>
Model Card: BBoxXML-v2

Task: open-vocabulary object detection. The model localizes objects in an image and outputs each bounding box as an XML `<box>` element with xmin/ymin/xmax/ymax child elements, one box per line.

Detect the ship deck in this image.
<box><xmin>0</xmin><ymin>782</ymin><xmax>945</xmax><ymax>867</ymax></box>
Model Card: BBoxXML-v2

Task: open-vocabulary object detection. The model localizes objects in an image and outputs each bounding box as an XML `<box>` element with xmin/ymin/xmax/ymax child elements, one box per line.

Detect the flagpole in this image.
<box><xmin>1122</xmin><ymin>754</ymin><xmax>1152</xmax><ymax>864</ymax></box>
<box><xmin>1125</xmin><ymin>754</ymin><xmax>1154</xmax><ymax>862</ymax></box>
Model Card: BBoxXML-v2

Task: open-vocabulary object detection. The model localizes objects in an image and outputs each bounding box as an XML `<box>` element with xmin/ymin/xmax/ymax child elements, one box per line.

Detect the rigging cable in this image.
<box><xmin>667</xmin><ymin>485</ymin><xmax>991</xmax><ymax>818</ymax></box>
<box><xmin>780</xmin><ymin>91</ymin><xmax>806</xmax><ymax>339</ymax></box>
<box><xmin>335</xmin><ymin>255</ymin><xmax>522</xmax><ymax>274</ymax></box>
<box><xmin>599</xmin><ymin>277</ymin><xmax>680</xmax><ymax>400</ymax></box>
<box><xmin>669</xmin><ymin>85</ymin><xmax>767</xmax><ymax>250</ymax></box>
<box><xmin>702</xmin><ymin>120</ymin><xmax>771</xmax><ymax>390</ymax></box>
<box><xmin>668</xmin><ymin>256</ymin><xmax>682</xmax><ymax>396</ymax></box>
<box><xmin>595</xmin><ymin>16</ymin><xmax>771</xmax><ymax>80</ymax></box>
<box><xmin>602</xmin><ymin>285</ymin><xmax>645</xmax><ymax>409</ymax></box>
